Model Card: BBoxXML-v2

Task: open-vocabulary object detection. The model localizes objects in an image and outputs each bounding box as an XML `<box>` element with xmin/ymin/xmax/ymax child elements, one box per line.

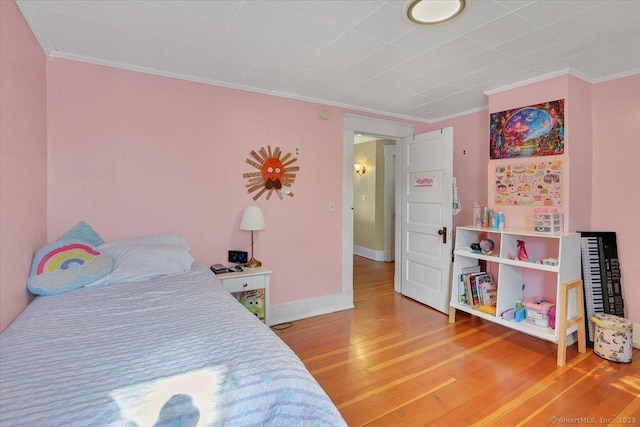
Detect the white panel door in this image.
<box><xmin>400</xmin><ymin>128</ymin><xmax>453</xmax><ymax>313</ymax></box>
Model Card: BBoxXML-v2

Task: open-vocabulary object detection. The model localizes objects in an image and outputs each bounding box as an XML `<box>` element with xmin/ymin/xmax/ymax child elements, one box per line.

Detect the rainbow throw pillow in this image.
<box><xmin>28</xmin><ymin>239</ymin><xmax>114</xmax><ymax>296</ymax></box>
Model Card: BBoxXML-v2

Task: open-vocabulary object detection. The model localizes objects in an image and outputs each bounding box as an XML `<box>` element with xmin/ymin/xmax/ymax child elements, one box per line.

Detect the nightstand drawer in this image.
<box><xmin>221</xmin><ymin>275</ymin><xmax>264</xmax><ymax>293</ymax></box>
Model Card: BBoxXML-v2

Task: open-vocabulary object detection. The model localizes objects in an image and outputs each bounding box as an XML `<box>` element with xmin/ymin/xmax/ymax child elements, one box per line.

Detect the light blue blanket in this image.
<box><xmin>0</xmin><ymin>264</ymin><xmax>346</xmax><ymax>426</ymax></box>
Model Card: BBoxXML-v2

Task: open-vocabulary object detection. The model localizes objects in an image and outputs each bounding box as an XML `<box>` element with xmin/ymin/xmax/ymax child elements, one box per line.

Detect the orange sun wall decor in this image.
<box><xmin>243</xmin><ymin>146</ymin><xmax>299</xmax><ymax>200</ymax></box>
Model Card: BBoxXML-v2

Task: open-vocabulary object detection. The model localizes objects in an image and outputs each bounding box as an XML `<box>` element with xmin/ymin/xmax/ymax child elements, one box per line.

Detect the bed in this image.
<box><xmin>0</xmin><ymin>230</ymin><xmax>346</xmax><ymax>426</ymax></box>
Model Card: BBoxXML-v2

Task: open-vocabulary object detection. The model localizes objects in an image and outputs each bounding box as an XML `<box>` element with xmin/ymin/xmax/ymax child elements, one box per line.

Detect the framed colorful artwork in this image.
<box><xmin>490</xmin><ymin>99</ymin><xmax>564</xmax><ymax>159</ymax></box>
<box><xmin>243</xmin><ymin>146</ymin><xmax>299</xmax><ymax>201</ymax></box>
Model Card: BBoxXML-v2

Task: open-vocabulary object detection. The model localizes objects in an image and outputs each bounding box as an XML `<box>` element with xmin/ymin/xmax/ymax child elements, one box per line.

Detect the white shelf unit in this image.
<box><xmin>449</xmin><ymin>226</ymin><xmax>581</xmax><ymax>345</ymax></box>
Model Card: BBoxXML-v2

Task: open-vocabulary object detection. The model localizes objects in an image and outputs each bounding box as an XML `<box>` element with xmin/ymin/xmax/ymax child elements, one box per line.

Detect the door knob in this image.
<box><xmin>438</xmin><ymin>226</ymin><xmax>447</xmax><ymax>244</ymax></box>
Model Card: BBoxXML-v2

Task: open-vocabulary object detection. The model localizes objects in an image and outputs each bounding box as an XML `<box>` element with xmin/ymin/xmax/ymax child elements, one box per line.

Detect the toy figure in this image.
<box><xmin>517</xmin><ymin>240</ymin><xmax>529</xmax><ymax>261</ymax></box>
<box><xmin>240</xmin><ymin>289</ymin><xmax>265</xmax><ymax>322</ymax></box>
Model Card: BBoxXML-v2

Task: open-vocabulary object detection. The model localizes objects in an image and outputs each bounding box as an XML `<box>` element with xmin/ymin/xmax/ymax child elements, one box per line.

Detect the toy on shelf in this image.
<box><xmin>517</xmin><ymin>240</ymin><xmax>529</xmax><ymax>261</ymax></box>
<box><xmin>479</xmin><ymin>239</ymin><xmax>494</xmax><ymax>255</ymax></box>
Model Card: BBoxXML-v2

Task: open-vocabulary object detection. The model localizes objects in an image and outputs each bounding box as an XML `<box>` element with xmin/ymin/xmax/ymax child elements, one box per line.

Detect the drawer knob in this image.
<box><xmin>243</xmin><ymin>283</ymin><xmax>248</xmax><ymax>288</ymax></box>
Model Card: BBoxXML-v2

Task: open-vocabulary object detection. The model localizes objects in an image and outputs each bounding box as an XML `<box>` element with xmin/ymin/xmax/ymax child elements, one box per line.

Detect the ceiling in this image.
<box><xmin>15</xmin><ymin>0</ymin><xmax>640</xmax><ymax>123</ymax></box>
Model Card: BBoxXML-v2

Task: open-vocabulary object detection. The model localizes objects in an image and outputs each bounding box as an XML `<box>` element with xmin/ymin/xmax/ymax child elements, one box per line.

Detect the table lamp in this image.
<box><xmin>239</xmin><ymin>206</ymin><xmax>266</xmax><ymax>268</ymax></box>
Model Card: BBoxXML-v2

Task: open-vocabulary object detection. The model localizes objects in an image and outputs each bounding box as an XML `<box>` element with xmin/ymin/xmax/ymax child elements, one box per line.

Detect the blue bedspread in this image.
<box><xmin>0</xmin><ymin>264</ymin><xmax>346</xmax><ymax>426</ymax></box>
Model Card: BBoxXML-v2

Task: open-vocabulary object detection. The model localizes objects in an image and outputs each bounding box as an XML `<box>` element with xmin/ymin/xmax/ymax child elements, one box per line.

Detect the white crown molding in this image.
<box><xmin>484</xmin><ymin>67</ymin><xmax>640</xmax><ymax>96</ymax></box>
<box><xmin>48</xmin><ymin>51</ymin><xmax>434</xmax><ymax>124</ymax></box>
<box><xmin>429</xmin><ymin>105</ymin><xmax>489</xmax><ymax>122</ymax></box>
<box><xmin>484</xmin><ymin>68</ymin><xmax>575</xmax><ymax>95</ymax></box>
<box><xmin>590</xmin><ymin>69</ymin><xmax>640</xmax><ymax>84</ymax></box>
<box><xmin>43</xmin><ymin>51</ymin><xmax>640</xmax><ymax>126</ymax></box>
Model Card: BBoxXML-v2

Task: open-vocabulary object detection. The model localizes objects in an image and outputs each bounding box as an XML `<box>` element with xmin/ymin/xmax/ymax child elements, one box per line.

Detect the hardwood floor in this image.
<box><xmin>274</xmin><ymin>256</ymin><xmax>640</xmax><ymax>426</ymax></box>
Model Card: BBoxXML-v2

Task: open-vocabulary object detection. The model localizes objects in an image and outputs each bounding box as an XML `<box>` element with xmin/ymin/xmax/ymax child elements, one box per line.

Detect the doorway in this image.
<box><xmin>353</xmin><ymin>134</ymin><xmax>396</xmax><ymax>262</ymax></box>
<box><xmin>342</xmin><ymin>114</ymin><xmax>415</xmax><ymax>299</ymax></box>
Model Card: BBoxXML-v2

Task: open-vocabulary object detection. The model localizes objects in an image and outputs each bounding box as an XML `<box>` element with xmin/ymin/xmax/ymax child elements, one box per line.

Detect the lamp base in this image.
<box><xmin>245</xmin><ymin>257</ymin><xmax>262</xmax><ymax>268</ymax></box>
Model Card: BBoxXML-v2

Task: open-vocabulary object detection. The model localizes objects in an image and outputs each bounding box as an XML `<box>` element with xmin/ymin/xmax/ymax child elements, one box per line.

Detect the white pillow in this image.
<box><xmin>99</xmin><ymin>233</ymin><xmax>191</xmax><ymax>252</ymax></box>
<box><xmin>95</xmin><ymin>244</ymin><xmax>194</xmax><ymax>286</ymax></box>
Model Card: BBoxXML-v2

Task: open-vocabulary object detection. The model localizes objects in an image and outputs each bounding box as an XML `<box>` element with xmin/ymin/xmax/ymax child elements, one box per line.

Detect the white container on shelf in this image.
<box><xmin>532</xmin><ymin>212</ymin><xmax>562</xmax><ymax>234</ymax></box>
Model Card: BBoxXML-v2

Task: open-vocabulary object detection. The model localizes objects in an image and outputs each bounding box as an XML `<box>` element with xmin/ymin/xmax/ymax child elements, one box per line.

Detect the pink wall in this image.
<box><xmin>591</xmin><ymin>75</ymin><xmax>640</xmax><ymax>325</ymax></box>
<box><xmin>565</xmin><ymin>76</ymin><xmax>593</xmax><ymax>232</ymax></box>
<box><xmin>484</xmin><ymin>74</ymin><xmax>639</xmax><ymax>325</ymax></box>
<box><xmin>0</xmin><ymin>0</ymin><xmax>47</xmax><ymax>331</ymax></box>
<box><xmin>487</xmin><ymin>76</ymin><xmax>571</xmax><ymax>230</ymax></box>
<box><xmin>430</xmin><ymin>111</ymin><xmax>488</xmax><ymax>230</ymax></box>
<box><xmin>45</xmin><ymin>58</ymin><xmax>423</xmax><ymax>306</ymax></box>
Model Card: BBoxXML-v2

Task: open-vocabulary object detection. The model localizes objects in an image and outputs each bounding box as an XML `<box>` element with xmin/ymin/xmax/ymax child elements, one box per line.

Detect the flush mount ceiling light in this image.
<box><xmin>405</xmin><ymin>0</ymin><xmax>465</xmax><ymax>25</ymax></box>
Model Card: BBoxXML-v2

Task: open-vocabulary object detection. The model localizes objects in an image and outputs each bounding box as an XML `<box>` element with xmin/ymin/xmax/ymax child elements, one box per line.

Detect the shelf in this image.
<box><xmin>456</xmin><ymin>225</ymin><xmax>568</xmax><ymax>239</ymax></box>
<box><xmin>453</xmin><ymin>249</ymin><xmax>560</xmax><ymax>272</ymax></box>
<box><xmin>450</xmin><ymin>302</ymin><xmax>574</xmax><ymax>343</ymax></box>
<box><xmin>450</xmin><ymin>226</ymin><xmax>582</xmax><ymax>365</ymax></box>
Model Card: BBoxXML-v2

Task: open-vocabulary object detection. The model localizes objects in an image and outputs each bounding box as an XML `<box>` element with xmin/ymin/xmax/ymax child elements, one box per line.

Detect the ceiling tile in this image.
<box><xmin>281</xmin><ymin>15</ymin><xmax>346</xmax><ymax>50</ymax></box>
<box><xmin>324</xmin><ymin>30</ymin><xmax>387</xmax><ymax>61</ymax></box>
<box><xmin>425</xmin><ymin>36</ymin><xmax>487</xmax><ymax>62</ymax></box>
<box><xmin>87</xmin><ymin>0</ymin><xmax>175</xmax><ymax>34</ymax></box>
<box><xmin>564</xmin><ymin>21</ymin><xmax>640</xmax><ymax>53</ymax></box>
<box><xmin>496</xmin><ymin>1</ymin><xmax>536</xmax><ymax>12</ymax></box>
<box><xmin>465</xmin><ymin>13</ymin><xmax>538</xmax><ymax>47</ymax></box>
<box><xmin>516</xmin><ymin>0</ymin><xmax>605</xmax><ymax>27</ymax></box>
<box><xmin>567</xmin><ymin>43</ymin><xmax>640</xmax><ymax>79</ymax></box>
<box><xmin>159</xmin><ymin>37</ymin><xmax>214</xmax><ymax>64</ymax></box>
<box><xmin>264</xmin><ymin>0</ymin><xmax>314</xmax><ymax>14</ymax></box>
<box><xmin>454</xmin><ymin>49</ymin><xmax>512</xmax><ymax>71</ymax></box>
<box><xmin>305</xmin><ymin>0</ymin><xmax>384</xmax><ymax>29</ymax></box>
<box><xmin>168</xmin><ymin>0</ymin><xmax>243</xmax><ymax>24</ymax></box>
<box><xmin>301</xmin><ymin>51</ymin><xmax>359</xmax><ymax>75</ymax></box>
<box><xmin>394</xmin><ymin>52</ymin><xmax>446</xmax><ymax>77</ymax></box>
<box><xmin>215</xmin><ymin>27</ymin><xmax>277</xmax><ymax>58</ymax></box>
<box><xmin>201</xmin><ymin>64</ymin><xmax>248</xmax><ymax>85</ymax></box>
<box><xmin>263</xmin><ymin>40</ymin><xmax>319</xmax><ymax>69</ymax></box>
<box><xmin>445</xmin><ymin>0</ymin><xmax>512</xmax><ymax>34</ymax></box>
<box><xmin>157</xmin><ymin>11</ymin><xmax>227</xmax><ymax>44</ymax></box>
<box><xmin>493</xmin><ymin>29</ymin><xmax>562</xmax><ymax>57</ymax></box>
<box><xmin>365</xmin><ymin>68</ymin><xmax>416</xmax><ymax>89</ymax></box>
<box><xmin>343</xmin><ymin>61</ymin><xmax>388</xmax><ymax>82</ymax></box>
<box><xmin>351</xmin><ymin>2</ymin><xmax>413</xmax><ymax>42</ymax></box>
<box><xmin>230</xmin><ymin>1</ymin><xmax>301</xmax><ymax>39</ymax></box>
<box><xmin>425</xmin><ymin>63</ymin><xmax>471</xmax><ymax>84</ymax></box>
<box><xmin>418</xmin><ymin>84</ymin><xmax>458</xmax><ymax>101</ymax></box>
<box><xmin>608</xmin><ymin>0</ymin><xmax>640</xmax><ymax>24</ymax></box>
<box><xmin>544</xmin><ymin>4</ymin><xmax>624</xmax><ymax>41</ymax></box>
<box><xmin>516</xmin><ymin>42</ymin><xmax>580</xmax><ymax>68</ymax></box>
<box><xmin>393</xmin><ymin>26</ymin><xmax>459</xmax><ymax>53</ymax></box>
<box><xmin>362</xmin><ymin>44</ymin><xmax>420</xmax><ymax>67</ymax></box>
<box><xmin>242</xmin><ymin>60</ymin><xmax>294</xmax><ymax>89</ymax></box>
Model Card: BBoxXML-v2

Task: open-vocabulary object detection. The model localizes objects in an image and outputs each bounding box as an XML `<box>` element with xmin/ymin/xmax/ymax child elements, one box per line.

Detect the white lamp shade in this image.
<box><xmin>239</xmin><ymin>206</ymin><xmax>266</xmax><ymax>231</ymax></box>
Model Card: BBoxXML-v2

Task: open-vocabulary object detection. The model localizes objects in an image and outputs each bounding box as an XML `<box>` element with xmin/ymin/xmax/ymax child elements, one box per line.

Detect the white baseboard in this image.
<box><xmin>634</xmin><ymin>322</ymin><xmax>640</xmax><ymax>349</ymax></box>
<box><xmin>353</xmin><ymin>245</ymin><xmax>388</xmax><ymax>261</ymax></box>
<box><xmin>269</xmin><ymin>291</ymin><xmax>354</xmax><ymax>327</ymax></box>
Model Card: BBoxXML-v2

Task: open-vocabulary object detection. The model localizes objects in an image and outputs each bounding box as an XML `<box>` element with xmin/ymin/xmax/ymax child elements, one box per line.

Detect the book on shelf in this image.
<box><xmin>474</xmin><ymin>273</ymin><xmax>496</xmax><ymax>306</ymax></box>
<box><xmin>458</xmin><ymin>265</ymin><xmax>480</xmax><ymax>305</ymax></box>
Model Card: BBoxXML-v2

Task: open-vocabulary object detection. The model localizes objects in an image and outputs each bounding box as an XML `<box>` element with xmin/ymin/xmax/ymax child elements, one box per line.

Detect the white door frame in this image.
<box><xmin>383</xmin><ymin>145</ymin><xmax>396</xmax><ymax>262</ymax></box>
<box><xmin>343</xmin><ymin>113</ymin><xmax>415</xmax><ymax>297</ymax></box>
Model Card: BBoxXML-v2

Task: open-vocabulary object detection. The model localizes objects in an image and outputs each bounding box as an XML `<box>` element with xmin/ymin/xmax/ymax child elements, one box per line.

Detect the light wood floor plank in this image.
<box><xmin>274</xmin><ymin>256</ymin><xmax>640</xmax><ymax>425</ymax></box>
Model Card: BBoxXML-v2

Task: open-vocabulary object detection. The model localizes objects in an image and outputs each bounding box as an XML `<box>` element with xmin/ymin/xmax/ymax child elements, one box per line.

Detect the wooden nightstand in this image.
<box><xmin>214</xmin><ymin>267</ymin><xmax>271</xmax><ymax>326</ymax></box>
